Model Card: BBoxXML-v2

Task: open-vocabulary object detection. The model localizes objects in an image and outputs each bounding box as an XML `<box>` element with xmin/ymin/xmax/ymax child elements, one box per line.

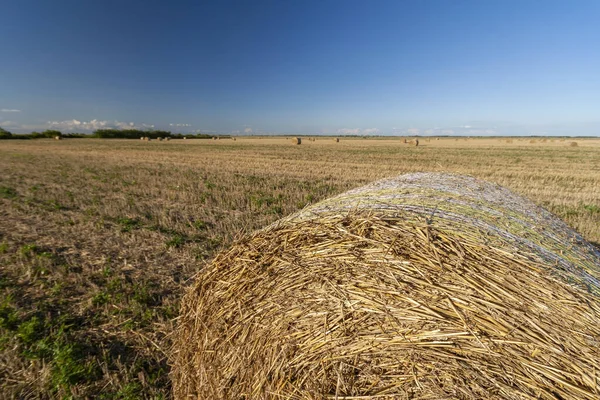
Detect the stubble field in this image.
<box><xmin>1</xmin><ymin>137</ymin><xmax>599</xmax><ymax>398</ymax></box>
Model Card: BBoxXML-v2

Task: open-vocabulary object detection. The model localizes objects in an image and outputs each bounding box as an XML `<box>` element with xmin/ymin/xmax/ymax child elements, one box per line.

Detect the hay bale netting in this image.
<box><xmin>172</xmin><ymin>172</ymin><xmax>600</xmax><ymax>399</ymax></box>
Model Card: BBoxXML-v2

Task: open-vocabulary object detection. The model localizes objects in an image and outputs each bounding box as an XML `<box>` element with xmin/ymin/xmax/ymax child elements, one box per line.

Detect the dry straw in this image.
<box><xmin>172</xmin><ymin>173</ymin><xmax>600</xmax><ymax>399</ymax></box>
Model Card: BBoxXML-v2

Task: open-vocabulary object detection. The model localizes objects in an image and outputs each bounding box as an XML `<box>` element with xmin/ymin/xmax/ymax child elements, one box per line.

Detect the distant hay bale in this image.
<box><xmin>335</xmin><ymin>137</ymin><xmax>339</xmax><ymax>143</ymax></box>
<box><xmin>293</xmin><ymin>137</ymin><xmax>301</xmax><ymax>145</ymax></box>
<box><xmin>165</xmin><ymin>137</ymin><xmax>171</xmax><ymax>141</ymax></box>
<box><xmin>172</xmin><ymin>173</ymin><xmax>600</xmax><ymax>399</ymax></box>
<box><xmin>157</xmin><ymin>137</ymin><xmax>163</xmax><ymax>141</ymax></box>
<box><xmin>436</xmin><ymin>137</ymin><xmax>440</xmax><ymax>141</ymax></box>
<box><xmin>54</xmin><ymin>136</ymin><xmax>62</xmax><ymax>140</ymax></box>
<box><xmin>183</xmin><ymin>137</ymin><xmax>187</xmax><ymax>140</ymax></box>
<box><xmin>570</xmin><ymin>141</ymin><xmax>579</xmax><ymax>147</ymax></box>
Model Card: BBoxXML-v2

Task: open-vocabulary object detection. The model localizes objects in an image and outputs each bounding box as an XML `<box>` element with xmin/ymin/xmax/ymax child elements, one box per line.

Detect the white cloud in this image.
<box><xmin>465</xmin><ymin>129</ymin><xmax>496</xmax><ymax>135</ymax></box>
<box><xmin>169</xmin><ymin>123</ymin><xmax>191</xmax><ymax>127</ymax></box>
<box><xmin>1</xmin><ymin>109</ymin><xmax>21</xmax><ymax>113</ymax></box>
<box><xmin>335</xmin><ymin>128</ymin><xmax>380</xmax><ymax>135</ymax></box>
<box><xmin>0</xmin><ymin>120</ymin><xmax>17</xmax><ymax>127</ymax></box>
<box><xmin>405</xmin><ymin>128</ymin><xmax>420</xmax><ymax>135</ymax></box>
<box><xmin>441</xmin><ymin>129</ymin><xmax>455</xmax><ymax>135</ymax></box>
<box><xmin>244</xmin><ymin>127</ymin><xmax>253</xmax><ymax>133</ymax></box>
<box><xmin>47</xmin><ymin>119</ymin><xmax>153</xmax><ymax>131</ymax></box>
<box><xmin>337</xmin><ymin>128</ymin><xmax>361</xmax><ymax>135</ymax></box>
<box><xmin>362</xmin><ymin>128</ymin><xmax>380</xmax><ymax>135</ymax></box>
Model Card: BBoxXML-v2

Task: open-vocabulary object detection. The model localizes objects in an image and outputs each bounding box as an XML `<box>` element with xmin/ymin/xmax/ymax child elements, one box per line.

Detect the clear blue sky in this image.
<box><xmin>1</xmin><ymin>0</ymin><xmax>599</xmax><ymax>135</ymax></box>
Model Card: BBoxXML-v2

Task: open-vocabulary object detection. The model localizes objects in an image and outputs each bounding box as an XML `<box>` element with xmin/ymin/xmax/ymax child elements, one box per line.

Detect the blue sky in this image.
<box><xmin>1</xmin><ymin>0</ymin><xmax>599</xmax><ymax>136</ymax></box>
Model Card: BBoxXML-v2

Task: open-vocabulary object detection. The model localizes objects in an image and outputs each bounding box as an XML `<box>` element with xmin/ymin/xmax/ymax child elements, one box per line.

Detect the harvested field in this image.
<box><xmin>0</xmin><ymin>137</ymin><xmax>599</xmax><ymax>398</ymax></box>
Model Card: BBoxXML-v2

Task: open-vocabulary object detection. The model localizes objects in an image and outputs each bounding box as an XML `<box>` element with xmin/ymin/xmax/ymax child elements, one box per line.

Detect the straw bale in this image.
<box><xmin>172</xmin><ymin>173</ymin><xmax>600</xmax><ymax>399</ymax></box>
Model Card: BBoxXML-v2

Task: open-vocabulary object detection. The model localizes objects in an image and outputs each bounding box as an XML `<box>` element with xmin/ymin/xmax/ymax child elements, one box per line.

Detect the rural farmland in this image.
<box><xmin>1</xmin><ymin>137</ymin><xmax>599</xmax><ymax>398</ymax></box>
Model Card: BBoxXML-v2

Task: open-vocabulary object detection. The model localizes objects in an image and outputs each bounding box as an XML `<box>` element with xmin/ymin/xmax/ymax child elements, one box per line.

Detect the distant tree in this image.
<box><xmin>30</xmin><ymin>131</ymin><xmax>46</xmax><ymax>139</ymax></box>
<box><xmin>63</xmin><ymin>132</ymin><xmax>87</xmax><ymax>138</ymax></box>
<box><xmin>42</xmin><ymin>129</ymin><xmax>62</xmax><ymax>138</ymax></box>
<box><xmin>0</xmin><ymin>127</ymin><xmax>12</xmax><ymax>139</ymax></box>
<box><xmin>92</xmin><ymin>129</ymin><xmax>172</xmax><ymax>139</ymax></box>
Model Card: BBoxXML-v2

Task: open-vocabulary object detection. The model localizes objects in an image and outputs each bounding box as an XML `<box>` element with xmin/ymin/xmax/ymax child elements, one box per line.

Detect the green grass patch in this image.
<box><xmin>117</xmin><ymin>217</ymin><xmax>141</xmax><ymax>232</ymax></box>
<box><xmin>0</xmin><ymin>186</ymin><xmax>17</xmax><ymax>199</ymax></box>
<box><xmin>583</xmin><ymin>204</ymin><xmax>600</xmax><ymax>214</ymax></box>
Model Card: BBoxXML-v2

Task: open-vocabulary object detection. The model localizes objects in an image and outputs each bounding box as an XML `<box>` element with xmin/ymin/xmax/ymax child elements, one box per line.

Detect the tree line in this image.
<box><xmin>0</xmin><ymin>127</ymin><xmax>218</xmax><ymax>140</ymax></box>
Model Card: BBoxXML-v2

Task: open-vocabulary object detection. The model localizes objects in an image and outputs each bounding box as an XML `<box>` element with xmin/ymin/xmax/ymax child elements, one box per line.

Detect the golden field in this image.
<box><xmin>1</xmin><ymin>136</ymin><xmax>599</xmax><ymax>398</ymax></box>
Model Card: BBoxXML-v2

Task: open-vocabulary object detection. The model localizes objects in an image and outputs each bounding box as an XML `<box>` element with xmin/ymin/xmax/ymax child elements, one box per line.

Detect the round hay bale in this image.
<box><xmin>335</xmin><ymin>137</ymin><xmax>340</xmax><ymax>143</ymax></box>
<box><xmin>172</xmin><ymin>173</ymin><xmax>600</xmax><ymax>399</ymax></box>
<box><xmin>293</xmin><ymin>137</ymin><xmax>302</xmax><ymax>145</ymax></box>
